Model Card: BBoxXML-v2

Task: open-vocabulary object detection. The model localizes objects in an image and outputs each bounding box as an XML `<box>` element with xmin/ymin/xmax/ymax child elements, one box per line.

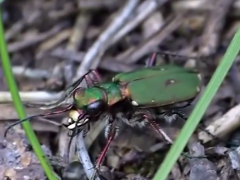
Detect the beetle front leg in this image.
<box><xmin>95</xmin><ymin>123</ymin><xmax>119</xmax><ymax>169</ymax></box>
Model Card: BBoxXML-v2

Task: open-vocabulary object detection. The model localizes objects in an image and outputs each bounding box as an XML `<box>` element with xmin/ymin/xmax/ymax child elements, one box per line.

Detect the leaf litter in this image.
<box><xmin>1</xmin><ymin>0</ymin><xmax>240</xmax><ymax>179</ymax></box>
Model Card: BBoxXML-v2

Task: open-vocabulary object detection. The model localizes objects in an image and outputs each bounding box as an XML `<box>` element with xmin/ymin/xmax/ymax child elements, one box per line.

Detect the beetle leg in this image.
<box><xmin>85</xmin><ymin>74</ymin><xmax>97</xmax><ymax>87</ymax></box>
<box><xmin>141</xmin><ymin>111</ymin><xmax>173</xmax><ymax>144</ymax></box>
<box><xmin>66</xmin><ymin>69</ymin><xmax>100</xmax><ymax>90</ymax></box>
<box><xmin>90</xmin><ymin>69</ymin><xmax>102</xmax><ymax>84</ymax></box>
<box><xmin>116</xmin><ymin>111</ymin><xmax>147</xmax><ymax>129</ymax></box>
<box><xmin>95</xmin><ymin>123</ymin><xmax>119</xmax><ymax>169</ymax></box>
<box><xmin>146</xmin><ymin>52</ymin><xmax>158</xmax><ymax>67</ymax></box>
<box><xmin>120</xmin><ymin>110</ymin><xmax>173</xmax><ymax>144</ymax></box>
<box><xmin>166</xmin><ymin>101</ymin><xmax>192</xmax><ymax>110</ymax></box>
<box><xmin>146</xmin><ymin>51</ymin><xmax>175</xmax><ymax>67</ymax></box>
<box><xmin>85</xmin><ymin>69</ymin><xmax>103</xmax><ymax>87</ymax></box>
<box><xmin>159</xmin><ymin>111</ymin><xmax>178</xmax><ymax>123</ymax></box>
<box><xmin>146</xmin><ymin>50</ymin><xmax>202</xmax><ymax>67</ymax></box>
<box><xmin>144</xmin><ymin>115</ymin><xmax>173</xmax><ymax>144</ymax></box>
<box><xmin>170</xmin><ymin>110</ymin><xmax>188</xmax><ymax>120</ymax></box>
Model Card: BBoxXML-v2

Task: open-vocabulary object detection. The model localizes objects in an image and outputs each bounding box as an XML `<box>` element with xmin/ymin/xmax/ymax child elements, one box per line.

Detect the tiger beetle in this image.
<box><xmin>4</xmin><ymin>52</ymin><xmax>202</xmax><ymax>170</ymax></box>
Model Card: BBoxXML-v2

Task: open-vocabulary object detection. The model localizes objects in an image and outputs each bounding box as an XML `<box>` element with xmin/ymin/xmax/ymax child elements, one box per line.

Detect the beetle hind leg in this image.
<box><xmin>146</xmin><ymin>52</ymin><xmax>158</xmax><ymax>67</ymax></box>
<box><xmin>144</xmin><ymin>114</ymin><xmax>173</xmax><ymax>144</ymax></box>
<box><xmin>146</xmin><ymin>51</ymin><xmax>176</xmax><ymax>67</ymax></box>
<box><xmin>85</xmin><ymin>69</ymin><xmax>103</xmax><ymax>87</ymax></box>
<box><xmin>121</xmin><ymin>110</ymin><xmax>173</xmax><ymax>144</ymax></box>
<box><xmin>146</xmin><ymin>50</ymin><xmax>201</xmax><ymax>67</ymax></box>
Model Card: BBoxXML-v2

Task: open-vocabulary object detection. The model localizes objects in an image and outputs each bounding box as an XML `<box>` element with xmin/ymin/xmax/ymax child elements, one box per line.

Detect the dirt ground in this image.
<box><xmin>1</xmin><ymin>0</ymin><xmax>240</xmax><ymax>179</ymax></box>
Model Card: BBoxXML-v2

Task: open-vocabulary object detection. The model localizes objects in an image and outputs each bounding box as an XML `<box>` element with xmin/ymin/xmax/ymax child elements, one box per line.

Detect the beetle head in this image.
<box><xmin>64</xmin><ymin>87</ymin><xmax>107</xmax><ymax>131</ymax></box>
<box><xmin>74</xmin><ymin>87</ymin><xmax>107</xmax><ymax>106</ymax></box>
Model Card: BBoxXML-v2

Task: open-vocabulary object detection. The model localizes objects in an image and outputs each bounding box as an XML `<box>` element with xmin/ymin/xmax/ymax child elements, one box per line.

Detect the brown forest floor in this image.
<box><xmin>1</xmin><ymin>0</ymin><xmax>240</xmax><ymax>180</ymax></box>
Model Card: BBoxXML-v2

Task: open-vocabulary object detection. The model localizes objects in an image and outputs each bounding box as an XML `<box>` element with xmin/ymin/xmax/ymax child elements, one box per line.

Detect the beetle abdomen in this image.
<box><xmin>128</xmin><ymin>72</ymin><xmax>201</xmax><ymax>107</ymax></box>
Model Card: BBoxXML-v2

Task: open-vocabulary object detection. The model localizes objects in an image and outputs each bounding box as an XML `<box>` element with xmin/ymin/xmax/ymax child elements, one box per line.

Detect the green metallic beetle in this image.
<box><xmin>4</xmin><ymin>52</ymin><xmax>202</xmax><ymax>169</ymax></box>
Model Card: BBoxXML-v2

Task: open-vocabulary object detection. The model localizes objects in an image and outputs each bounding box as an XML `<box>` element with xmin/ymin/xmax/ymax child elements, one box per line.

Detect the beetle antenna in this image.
<box><xmin>4</xmin><ymin>104</ymin><xmax>73</xmax><ymax>137</ymax></box>
<box><xmin>25</xmin><ymin>70</ymin><xmax>97</xmax><ymax>110</ymax></box>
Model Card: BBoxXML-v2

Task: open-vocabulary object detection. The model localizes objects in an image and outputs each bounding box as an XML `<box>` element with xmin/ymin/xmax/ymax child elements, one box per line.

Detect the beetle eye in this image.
<box><xmin>86</xmin><ymin>100</ymin><xmax>105</xmax><ymax>115</ymax></box>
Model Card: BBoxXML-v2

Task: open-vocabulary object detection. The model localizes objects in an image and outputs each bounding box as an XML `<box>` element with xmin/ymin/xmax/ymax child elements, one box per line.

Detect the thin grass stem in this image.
<box><xmin>0</xmin><ymin>8</ymin><xmax>58</xmax><ymax>180</ymax></box>
<box><xmin>153</xmin><ymin>25</ymin><xmax>240</xmax><ymax>180</ymax></box>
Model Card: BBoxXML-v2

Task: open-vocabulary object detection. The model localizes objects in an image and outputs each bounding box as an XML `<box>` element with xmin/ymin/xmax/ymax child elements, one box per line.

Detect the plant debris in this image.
<box><xmin>1</xmin><ymin>0</ymin><xmax>240</xmax><ymax>179</ymax></box>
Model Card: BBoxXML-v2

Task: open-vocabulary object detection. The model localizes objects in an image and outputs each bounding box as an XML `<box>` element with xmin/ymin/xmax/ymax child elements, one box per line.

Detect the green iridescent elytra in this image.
<box><xmin>73</xmin><ymin>64</ymin><xmax>201</xmax><ymax>109</ymax></box>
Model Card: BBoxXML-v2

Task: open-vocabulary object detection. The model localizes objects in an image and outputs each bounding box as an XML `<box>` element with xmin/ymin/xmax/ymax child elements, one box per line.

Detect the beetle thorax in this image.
<box><xmin>73</xmin><ymin>87</ymin><xmax>107</xmax><ymax>109</ymax></box>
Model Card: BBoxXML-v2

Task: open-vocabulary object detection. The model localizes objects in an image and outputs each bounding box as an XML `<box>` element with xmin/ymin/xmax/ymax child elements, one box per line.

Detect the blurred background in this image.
<box><xmin>1</xmin><ymin>0</ymin><xmax>240</xmax><ymax>180</ymax></box>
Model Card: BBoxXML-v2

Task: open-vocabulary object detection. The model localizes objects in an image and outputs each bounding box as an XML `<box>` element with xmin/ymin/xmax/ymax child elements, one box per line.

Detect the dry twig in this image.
<box><xmin>76</xmin><ymin>131</ymin><xmax>101</xmax><ymax>180</ymax></box>
<box><xmin>115</xmin><ymin>13</ymin><xmax>186</xmax><ymax>64</ymax></box>
<box><xmin>74</xmin><ymin>0</ymin><xmax>140</xmax><ymax>81</ymax></box>
<box><xmin>0</xmin><ymin>91</ymin><xmax>63</xmax><ymax>103</ymax></box>
<box><xmin>198</xmin><ymin>104</ymin><xmax>240</xmax><ymax>143</ymax></box>
<box><xmin>8</xmin><ymin>22</ymin><xmax>69</xmax><ymax>53</ymax></box>
<box><xmin>199</xmin><ymin>0</ymin><xmax>234</xmax><ymax>55</ymax></box>
<box><xmin>108</xmin><ymin>0</ymin><xmax>169</xmax><ymax>47</ymax></box>
<box><xmin>50</xmin><ymin>48</ymin><xmax>140</xmax><ymax>72</ymax></box>
<box><xmin>12</xmin><ymin>66</ymin><xmax>51</xmax><ymax>80</ymax></box>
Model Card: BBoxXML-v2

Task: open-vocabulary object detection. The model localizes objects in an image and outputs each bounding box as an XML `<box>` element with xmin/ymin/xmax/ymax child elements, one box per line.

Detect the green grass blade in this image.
<box><xmin>0</xmin><ymin>8</ymin><xmax>58</xmax><ymax>180</ymax></box>
<box><xmin>153</xmin><ymin>25</ymin><xmax>240</xmax><ymax>180</ymax></box>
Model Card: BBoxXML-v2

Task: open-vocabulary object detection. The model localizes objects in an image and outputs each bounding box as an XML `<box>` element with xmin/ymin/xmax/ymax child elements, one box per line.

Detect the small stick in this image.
<box><xmin>12</xmin><ymin>66</ymin><xmax>51</xmax><ymax>80</ymax></box>
<box><xmin>6</xmin><ymin>4</ymin><xmax>78</xmax><ymax>41</ymax></box>
<box><xmin>142</xmin><ymin>12</ymin><xmax>164</xmax><ymax>39</ymax></box>
<box><xmin>74</xmin><ymin>0</ymin><xmax>140</xmax><ymax>81</ymax></box>
<box><xmin>115</xmin><ymin>13</ymin><xmax>186</xmax><ymax>64</ymax></box>
<box><xmin>65</xmin><ymin>11</ymin><xmax>92</xmax><ymax>86</ymax></box>
<box><xmin>50</xmin><ymin>48</ymin><xmax>140</xmax><ymax>72</ymax></box>
<box><xmin>58</xmin><ymin>124</ymin><xmax>72</xmax><ymax>163</ymax></box>
<box><xmin>7</xmin><ymin>22</ymin><xmax>69</xmax><ymax>53</ymax></box>
<box><xmin>76</xmin><ymin>131</ymin><xmax>101</xmax><ymax>180</ymax></box>
<box><xmin>199</xmin><ymin>0</ymin><xmax>234</xmax><ymax>56</ymax></box>
<box><xmin>67</xmin><ymin>11</ymin><xmax>91</xmax><ymax>52</ymax></box>
<box><xmin>79</xmin><ymin>0</ymin><xmax>124</xmax><ymax>10</ymax></box>
<box><xmin>108</xmin><ymin>0</ymin><xmax>169</xmax><ymax>46</ymax></box>
<box><xmin>5</xmin><ymin>20</ymin><xmax>25</xmax><ymax>41</ymax></box>
<box><xmin>0</xmin><ymin>91</ymin><xmax>63</xmax><ymax>103</ymax></box>
<box><xmin>37</xmin><ymin>28</ymin><xmax>72</xmax><ymax>52</ymax></box>
<box><xmin>173</xmin><ymin>0</ymin><xmax>240</xmax><ymax>13</ymax></box>
<box><xmin>67</xmin><ymin>132</ymin><xmax>77</xmax><ymax>162</ymax></box>
<box><xmin>49</xmin><ymin>11</ymin><xmax>92</xmax><ymax>88</ymax></box>
<box><xmin>198</xmin><ymin>103</ymin><xmax>240</xmax><ymax>143</ymax></box>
